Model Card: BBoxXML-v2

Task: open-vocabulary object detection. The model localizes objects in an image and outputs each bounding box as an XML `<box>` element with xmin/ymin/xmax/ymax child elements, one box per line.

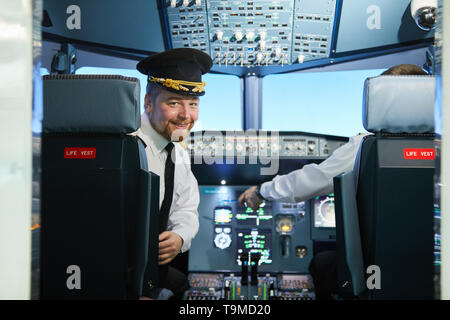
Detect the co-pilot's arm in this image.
<box><xmin>259</xmin><ymin>133</ymin><xmax>370</xmax><ymax>203</ymax></box>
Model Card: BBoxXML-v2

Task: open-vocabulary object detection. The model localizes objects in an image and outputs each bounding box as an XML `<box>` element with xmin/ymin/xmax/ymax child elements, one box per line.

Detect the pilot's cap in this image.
<box><xmin>136</xmin><ymin>48</ymin><xmax>213</xmax><ymax>96</ymax></box>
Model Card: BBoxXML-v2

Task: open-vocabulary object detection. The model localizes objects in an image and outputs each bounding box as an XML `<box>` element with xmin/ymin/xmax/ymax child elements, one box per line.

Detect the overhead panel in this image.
<box><xmin>164</xmin><ymin>0</ymin><xmax>337</xmax><ymax>67</ymax></box>
<box><xmin>293</xmin><ymin>0</ymin><xmax>336</xmax><ymax>65</ymax></box>
<box><xmin>167</xmin><ymin>0</ymin><xmax>210</xmax><ymax>53</ymax></box>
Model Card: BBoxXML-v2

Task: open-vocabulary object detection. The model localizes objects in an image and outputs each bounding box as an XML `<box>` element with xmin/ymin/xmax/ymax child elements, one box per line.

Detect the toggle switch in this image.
<box><xmin>246</xmin><ymin>31</ymin><xmax>255</xmax><ymax>41</ymax></box>
<box><xmin>216</xmin><ymin>30</ymin><xmax>224</xmax><ymax>41</ymax></box>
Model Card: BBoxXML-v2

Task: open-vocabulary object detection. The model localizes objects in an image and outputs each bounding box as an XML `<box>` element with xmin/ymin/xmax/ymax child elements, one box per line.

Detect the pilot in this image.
<box><xmin>238</xmin><ymin>63</ymin><xmax>429</xmax><ymax>299</ymax></box>
<box><xmin>135</xmin><ymin>48</ymin><xmax>213</xmax><ymax>299</ymax></box>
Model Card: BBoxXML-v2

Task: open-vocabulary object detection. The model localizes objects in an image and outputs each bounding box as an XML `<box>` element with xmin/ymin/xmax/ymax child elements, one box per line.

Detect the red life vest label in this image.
<box><xmin>403</xmin><ymin>148</ymin><xmax>435</xmax><ymax>160</ymax></box>
<box><xmin>64</xmin><ymin>147</ymin><xmax>96</xmax><ymax>159</ymax></box>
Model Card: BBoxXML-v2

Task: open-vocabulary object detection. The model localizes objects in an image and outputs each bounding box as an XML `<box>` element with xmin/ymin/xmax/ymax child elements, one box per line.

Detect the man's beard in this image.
<box><xmin>167</xmin><ymin>121</ymin><xmax>194</xmax><ymax>142</ymax></box>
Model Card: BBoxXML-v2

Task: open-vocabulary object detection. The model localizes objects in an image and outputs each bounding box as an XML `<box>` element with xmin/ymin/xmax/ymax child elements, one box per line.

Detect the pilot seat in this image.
<box><xmin>333</xmin><ymin>75</ymin><xmax>436</xmax><ymax>299</ymax></box>
<box><xmin>40</xmin><ymin>75</ymin><xmax>159</xmax><ymax>299</ymax></box>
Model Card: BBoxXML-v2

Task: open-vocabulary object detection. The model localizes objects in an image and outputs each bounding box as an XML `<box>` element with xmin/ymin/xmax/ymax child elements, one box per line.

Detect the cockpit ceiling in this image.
<box><xmin>42</xmin><ymin>0</ymin><xmax>433</xmax><ymax>76</ymax></box>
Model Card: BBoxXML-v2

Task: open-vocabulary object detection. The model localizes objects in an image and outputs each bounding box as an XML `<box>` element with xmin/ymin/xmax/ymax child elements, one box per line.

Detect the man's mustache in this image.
<box><xmin>169</xmin><ymin>121</ymin><xmax>194</xmax><ymax>126</ymax></box>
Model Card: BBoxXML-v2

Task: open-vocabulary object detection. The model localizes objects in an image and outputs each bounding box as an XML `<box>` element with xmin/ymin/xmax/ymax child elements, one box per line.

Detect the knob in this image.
<box><xmin>275</xmin><ymin>47</ymin><xmax>282</xmax><ymax>57</ymax></box>
<box><xmin>259</xmin><ymin>40</ymin><xmax>266</xmax><ymax>50</ymax></box>
<box><xmin>246</xmin><ymin>31</ymin><xmax>255</xmax><ymax>41</ymax></box>
<box><xmin>183</xmin><ymin>0</ymin><xmax>190</xmax><ymax>6</ymax></box>
<box><xmin>256</xmin><ymin>52</ymin><xmax>263</xmax><ymax>64</ymax></box>
<box><xmin>170</xmin><ymin>0</ymin><xmax>177</xmax><ymax>8</ymax></box>
<box><xmin>195</xmin><ymin>0</ymin><xmax>201</xmax><ymax>5</ymax></box>
<box><xmin>297</xmin><ymin>54</ymin><xmax>305</xmax><ymax>64</ymax></box>
<box><xmin>235</xmin><ymin>31</ymin><xmax>244</xmax><ymax>41</ymax></box>
<box><xmin>259</xmin><ymin>31</ymin><xmax>267</xmax><ymax>40</ymax></box>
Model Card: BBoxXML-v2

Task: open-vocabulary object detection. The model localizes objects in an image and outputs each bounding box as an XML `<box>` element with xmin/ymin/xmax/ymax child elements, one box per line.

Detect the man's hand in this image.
<box><xmin>238</xmin><ymin>186</ymin><xmax>263</xmax><ymax>212</ymax></box>
<box><xmin>158</xmin><ymin>231</ymin><xmax>183</xmax><ymax>265</ymax></box>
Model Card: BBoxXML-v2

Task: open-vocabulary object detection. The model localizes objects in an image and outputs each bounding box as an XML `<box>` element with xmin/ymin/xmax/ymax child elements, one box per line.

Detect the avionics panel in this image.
<box><xmin>188</xmin><ymin>130</ymin><xmax>347</xmax><ymax>159</ymax></box>
<box><xmin>186</xmin><ymin>131</ymin><xmax>345</xmax><ymax>300</ymax></box>
<box><xmin>189</xmin><ymin>185</ymin><xmax>313</xmax><ymax>273</ymax></box>
<box><xmin>165</xmin><ymin>0</ymin><xmax>337</xmax><ymax>66</ymax></box>
<box><xmin>164</xmin><ymin>0</ymin><xmax>432</xmax><ymax>72</ymax></box>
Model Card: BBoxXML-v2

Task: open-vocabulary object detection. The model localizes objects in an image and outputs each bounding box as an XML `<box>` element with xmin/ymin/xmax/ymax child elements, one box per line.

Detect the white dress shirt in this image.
<box><xmin>260</xmin><ymin>133</ymin><xmax>371</xmax><ymax>203</ymax></box>
<box><xmin>135</xmin><ymin>114</ymin><xmax>199</xmax><ymax>253</ymax></box>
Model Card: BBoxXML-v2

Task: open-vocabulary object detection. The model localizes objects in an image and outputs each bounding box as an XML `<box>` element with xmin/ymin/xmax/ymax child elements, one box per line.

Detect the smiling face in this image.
<box><xmin>145</xmin><ymin>87</ymin><xmax>199</xmax><ymax>142</ymax></box>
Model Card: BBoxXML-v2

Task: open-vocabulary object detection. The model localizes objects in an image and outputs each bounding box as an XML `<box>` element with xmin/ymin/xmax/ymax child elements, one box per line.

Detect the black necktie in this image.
<box><xmin>159</xmin><ymin>142</ymin><xmax>175</xmax><ymax>233</ymax></box>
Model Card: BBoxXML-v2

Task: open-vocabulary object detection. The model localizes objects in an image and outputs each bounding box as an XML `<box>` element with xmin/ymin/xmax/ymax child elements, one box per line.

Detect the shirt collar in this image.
<box><xmin>140</xmin><ymin>113</ymin><xmax>170</xmax><ymax>153</ymax></box>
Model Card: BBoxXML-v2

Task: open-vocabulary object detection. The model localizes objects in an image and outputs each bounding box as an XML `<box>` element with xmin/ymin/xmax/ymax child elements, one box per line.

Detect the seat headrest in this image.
<box><xmin>362</xmin><ymin>75</ymin><xmax>435</xmax><ymax>134</ymax></box>
<box><xmin>43</xmin><ymin>75</ymin><xmax>141</xmax><ymax>134</ymax></box>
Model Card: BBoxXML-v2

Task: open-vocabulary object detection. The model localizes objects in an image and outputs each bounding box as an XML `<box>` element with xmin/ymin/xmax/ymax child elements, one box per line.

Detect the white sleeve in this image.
<box><xmin>260</xmin><ymin>133</ymin><xmax>369</xmax><ymax>203</ymax></box>
<box><xmin>167</xmin><ymin>166</ymin><xmax>200</xmax><ymax>253</ymax></box>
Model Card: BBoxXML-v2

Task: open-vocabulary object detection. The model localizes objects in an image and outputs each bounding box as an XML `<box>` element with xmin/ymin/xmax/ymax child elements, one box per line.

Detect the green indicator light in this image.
<box><xmin>232</xmin><ymin>282</ymin><xmax>236</xmax><ymax>300</ymax></box>
<box><xmin>263</xmin><ymin>282</ymin><xmax>267</xmax><ymax>300</ymax></box>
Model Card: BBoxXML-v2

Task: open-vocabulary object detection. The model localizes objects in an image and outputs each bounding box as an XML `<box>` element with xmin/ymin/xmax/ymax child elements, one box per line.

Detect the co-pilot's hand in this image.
<box><xmin>158</xmin><ymin>231</ymin><xmax>183</xmax><ymax>265</ymax></box>
<box><xmin>238</xmin><ymin>186</ymin><xmax>263</xmax><ymax>212</ymax></box>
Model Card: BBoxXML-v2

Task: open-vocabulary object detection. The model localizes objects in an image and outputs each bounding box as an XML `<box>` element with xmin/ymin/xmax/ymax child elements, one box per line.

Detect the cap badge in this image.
<box><xmin>149</xmin><ymin>76</ymin><xmax>206</xmax><ymax>93</ymax></box>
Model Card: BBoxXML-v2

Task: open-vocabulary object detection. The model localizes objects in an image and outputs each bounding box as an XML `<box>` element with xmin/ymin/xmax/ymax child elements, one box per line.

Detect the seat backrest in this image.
<box><xmin>334</xmin><ymin>170</ymin><xmax>366</xmax><ymax>297</ymax></box>
<box><xmin>40</xmin><ymin>75</ymin><xmax>159</xmax><ymax>299</ymax></box>
<box><xmin>335</xmin><ymin>75</ymin><xmax>436</xmax><ymax>299</ymax></box>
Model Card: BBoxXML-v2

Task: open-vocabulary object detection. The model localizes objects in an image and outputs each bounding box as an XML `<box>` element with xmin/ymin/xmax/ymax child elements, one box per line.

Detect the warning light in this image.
<box><xmin>281</xmin><ymin>225</ymin><xmax>291</xmax><ymax>232</ymax></box>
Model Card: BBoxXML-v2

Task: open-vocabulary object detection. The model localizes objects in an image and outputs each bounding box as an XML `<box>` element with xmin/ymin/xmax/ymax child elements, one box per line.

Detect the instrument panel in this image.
<box><xmin>187</xmin><ymin>131</ymin><xmax>347</xmax><ymax>158</ymax></box>
<box><xmin>185</xmin><ymin>272</ymin><xmax>315</xmax><ymax>300</ymax></box>
<box><xmin>189</xmin><ymin>186</ymin><xmax>335</xmax><ymax>272</ymax></box>
<box><xmin>165</xmin><ymin>0</ymin><xmax>337</xmax><ymax>66</ymax></box>
<box><xmin>186</xmin><ymin>130</ymin><xmax>345</xmax><ymax>300</ymax></box>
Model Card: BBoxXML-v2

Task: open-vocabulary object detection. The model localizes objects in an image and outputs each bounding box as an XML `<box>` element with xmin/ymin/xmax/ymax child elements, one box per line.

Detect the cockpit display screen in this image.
<box><xmin>214</xmin><ymin>207</ymin><xmax>233</xmax><ymax>224</ymax></box>
<box><xmin>236</xmin><ymin>229</ymin><xmax>272</xmax><ymax>265</ymax></box>
<box><xmin>313</xmin><ymin>194</ymin><xmax>336</xmax><ymax>228</ymax></box>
